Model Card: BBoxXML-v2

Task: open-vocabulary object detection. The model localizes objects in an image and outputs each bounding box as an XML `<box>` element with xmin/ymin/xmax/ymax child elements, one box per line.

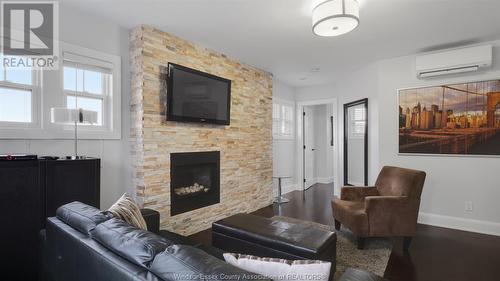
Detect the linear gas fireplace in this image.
<box><xmin>170</xmin><ymin>151</ymin><xmax>220</xmax><ymax>216</ymax></box>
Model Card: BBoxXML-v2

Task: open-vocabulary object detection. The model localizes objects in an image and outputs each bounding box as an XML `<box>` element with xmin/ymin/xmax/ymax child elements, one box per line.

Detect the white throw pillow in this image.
<box><xmin>108</xmin><ymin>193</ymin><xmax>148</xmax><ymax>230</ymax></box>
<box><xmin>223</xmin><ymin>253</ymin><xmax>331</xmax><ymax>281</ymax></box>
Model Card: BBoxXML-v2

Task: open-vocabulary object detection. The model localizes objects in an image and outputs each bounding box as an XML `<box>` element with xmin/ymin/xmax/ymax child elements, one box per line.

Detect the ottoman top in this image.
<box><xmin>212</xmin><ymin>213</ymin><xmax>336</xmax><ymax>258</ymax></box>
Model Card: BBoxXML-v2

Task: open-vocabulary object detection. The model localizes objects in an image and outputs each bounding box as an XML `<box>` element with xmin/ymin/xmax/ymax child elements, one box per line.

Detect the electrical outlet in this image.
<box><xmin>465</xmin><ymin>201</ymin><xmax>473</xmax><ymax>212</ymax></box>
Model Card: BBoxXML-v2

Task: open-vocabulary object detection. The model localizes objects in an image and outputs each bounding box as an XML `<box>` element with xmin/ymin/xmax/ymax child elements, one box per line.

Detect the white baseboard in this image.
<box><xmin>308</xmin><ymin>178</ymin><xmax>318</xmax><ymax>186</ymax></box>
<box><xmin>281</xmin><ymin>179</ymin><xmax>333</xmax><ymax>194</ymax></box>
<box><xmin>418</xmin><ymin>212</ymin><xmax>500</xmax><ymax>237</ymax></box>
<box><xmin>282</xmin><ymin>183</ymin><xmax>300</xmax><ymax>194</ymax></box>
<box><xmin>317</xmin><ymin>177</ymin><xmax>334</xmax><ymax>184</ymax></box>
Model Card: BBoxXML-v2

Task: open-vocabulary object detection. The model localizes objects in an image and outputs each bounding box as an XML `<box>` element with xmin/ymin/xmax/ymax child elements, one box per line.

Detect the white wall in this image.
<box><xmin>377</xmin><ymin>42</ymin><xmax>500</xmax><ymax>235</ymax></box>
<box><xmin>0</xmin><ymin>4</ymin><xmax>132</xmax><ymax>208</ymax></box>
<box><xmin>272</xmin><ymin>79</ymin><xmax>297</xmax><ymax>194</ymax></box>
<box><xmin>295</xmin><ymin>42</ymin><xmax>500</xmax><ymax>235</ymax></box>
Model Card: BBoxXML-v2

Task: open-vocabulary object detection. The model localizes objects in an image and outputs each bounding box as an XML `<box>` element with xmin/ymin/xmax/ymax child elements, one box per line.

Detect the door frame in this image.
<box><xmin>296</xmin><ymin>98</ymin><xmax>339</xmax><ymax>195</ymax></box>
<box><xmin>343</xmin><ymin>98</ymin><xmax>369</xmax><ymax>186</ymax></box>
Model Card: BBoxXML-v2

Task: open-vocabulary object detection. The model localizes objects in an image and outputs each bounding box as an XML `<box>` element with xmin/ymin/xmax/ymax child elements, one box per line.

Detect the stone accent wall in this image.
<box><xmin>130</xmin><ymin>25</ymin><xmax>273</xmax><ymax>235</ymax></box>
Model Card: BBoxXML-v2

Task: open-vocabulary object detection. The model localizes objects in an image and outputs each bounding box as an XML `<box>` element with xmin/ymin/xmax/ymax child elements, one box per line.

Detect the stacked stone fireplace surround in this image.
<box><xmin>130</xmin><ymin>25</ymin><xmax>273</xmax><ymax>235</ymax></box>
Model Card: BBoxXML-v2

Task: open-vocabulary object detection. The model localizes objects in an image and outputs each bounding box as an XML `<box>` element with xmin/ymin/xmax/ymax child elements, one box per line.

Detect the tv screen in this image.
<box><xmin>167</xmin><ymin>63</ymin><xmax>231</xmax><ymax>125</ymax></box>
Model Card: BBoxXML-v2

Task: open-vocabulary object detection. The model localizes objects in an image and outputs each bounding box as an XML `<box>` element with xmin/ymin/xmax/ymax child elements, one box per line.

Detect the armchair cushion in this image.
<box><xmin>340</xmin><ymin>186</ymin><xmax>379</xmax><ymax>202</ymax></box>
<box><xmin>331</xmin><ymin>199</ymin><xmax>368</xmax><ymax>236</ymax></box>
<box><xmin>365</xmin><ymin>196</ymin><xmax>420</xmax><ymax>236</ymax></box>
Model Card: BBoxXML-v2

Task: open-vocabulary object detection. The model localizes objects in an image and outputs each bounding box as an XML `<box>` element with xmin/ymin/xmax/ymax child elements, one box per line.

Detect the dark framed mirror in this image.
<box><xmin>344</xmin><ymin>98</ymin><xmax>368</xmax><ymax>186</ymax></box>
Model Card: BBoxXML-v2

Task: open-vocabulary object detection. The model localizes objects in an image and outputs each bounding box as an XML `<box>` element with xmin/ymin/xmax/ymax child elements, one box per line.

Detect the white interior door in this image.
<box><xmin>303</xmin><ymin>106</ymin><xmax>315</xmax><ymax>189</ymax></box>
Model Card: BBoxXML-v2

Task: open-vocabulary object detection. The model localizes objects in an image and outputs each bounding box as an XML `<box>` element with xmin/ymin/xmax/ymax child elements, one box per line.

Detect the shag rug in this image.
<box><xmin>271</xmin><ymin>216</ymin><xmax>392</xmax><ymax>280</ymax></box>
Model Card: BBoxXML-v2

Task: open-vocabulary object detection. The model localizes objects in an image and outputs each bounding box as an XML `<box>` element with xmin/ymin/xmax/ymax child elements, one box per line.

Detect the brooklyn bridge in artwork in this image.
<box><xmin>398</xmin><ymin>80</ymin><xmax>500</xmax><ymax>155</ymax></box>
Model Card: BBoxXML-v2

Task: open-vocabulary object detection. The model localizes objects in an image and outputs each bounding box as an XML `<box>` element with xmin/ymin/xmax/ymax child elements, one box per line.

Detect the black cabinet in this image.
<box><xmin>0</xmin><ymin>158</ymin><xmax>100</xmax><ymax>281</ymax></box>
<box><xmin>0</xmin><ymin>160</ymin><xmax>42</xmax><ymax>281</ymax></box>
<box><xmin>43</xmin><ymin>159</ymin><xmax>100</xmax><ymax>218</ymax></box>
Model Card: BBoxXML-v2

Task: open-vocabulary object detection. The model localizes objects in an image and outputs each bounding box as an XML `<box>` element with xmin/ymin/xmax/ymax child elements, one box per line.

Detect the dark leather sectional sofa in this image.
<box><xmin>40</xmin><ymin>202</ymin><xmax>270</xmax><ymax>281</ymax></box>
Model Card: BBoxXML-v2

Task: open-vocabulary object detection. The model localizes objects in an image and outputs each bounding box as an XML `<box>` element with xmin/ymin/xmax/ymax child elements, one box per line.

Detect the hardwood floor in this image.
<box><xmin>189</xmin><ymin>183</ymin><xmax>500</xmax><ymax>281</ymax></box>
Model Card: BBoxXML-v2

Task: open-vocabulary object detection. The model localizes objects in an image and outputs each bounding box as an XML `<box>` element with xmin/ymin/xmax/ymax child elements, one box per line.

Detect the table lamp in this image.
<box><xmin>50</xmin><ymin>107</ymin><xmax>98</xmax><ymax>160</ymax></box>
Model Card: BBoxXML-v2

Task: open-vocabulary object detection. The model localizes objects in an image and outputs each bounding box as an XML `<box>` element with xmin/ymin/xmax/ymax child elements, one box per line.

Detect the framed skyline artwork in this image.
<box><xmin>398</xmin><ymin>79</ymin><xmax>500</xmax><ymax>156</ymax></box>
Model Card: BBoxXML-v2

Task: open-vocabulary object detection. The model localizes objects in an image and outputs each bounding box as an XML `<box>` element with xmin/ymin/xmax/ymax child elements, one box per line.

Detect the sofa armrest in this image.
<box><xmin>140</xmin><ymin>208</ymin><xmax>160</xmax><ymax>234</ymax></box>
<box><xmin>340</xmin><ymin>186</ymin><xmax>378</xmax><ymax>201</ymax></box>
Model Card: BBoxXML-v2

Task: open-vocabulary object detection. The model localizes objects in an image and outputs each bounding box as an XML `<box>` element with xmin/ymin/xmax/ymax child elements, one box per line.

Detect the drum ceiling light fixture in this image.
<box><xmin>312</xmin><ymin>0</ymin><xmax>360</xmax><ymax>37</ymax></box>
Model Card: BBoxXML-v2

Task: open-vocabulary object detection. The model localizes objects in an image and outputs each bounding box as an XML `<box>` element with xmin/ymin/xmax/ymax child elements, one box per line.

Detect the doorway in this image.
<box><xmin>298</xmin><ymin>99</ymin><xmax>338</xmax><ymax>193</ymax></box>
<box><xmin>303</xmin><ymin>105</ymin><xmax>316</xmax><ymax>189</ymax></box>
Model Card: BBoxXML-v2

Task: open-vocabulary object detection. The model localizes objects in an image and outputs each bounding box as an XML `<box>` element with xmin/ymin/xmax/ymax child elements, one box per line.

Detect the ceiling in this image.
<box><xmin>61</xmin><ymin>0</ymin><xmax>500</xmax><ymax>87</ymax></box>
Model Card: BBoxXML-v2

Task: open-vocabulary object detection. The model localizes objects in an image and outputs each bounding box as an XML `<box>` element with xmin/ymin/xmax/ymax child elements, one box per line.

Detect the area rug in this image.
<box><xmin>271</xmin><ymin>216</ymin><xmax>392</xmax><ymax>280</ymax></box>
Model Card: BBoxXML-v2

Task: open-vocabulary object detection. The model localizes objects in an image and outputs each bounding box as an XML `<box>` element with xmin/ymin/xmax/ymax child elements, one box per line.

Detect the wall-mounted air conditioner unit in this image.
<box><xmin>416</xmin><ymin>44</ymin><xmax>492</xmax><ymax>79</ymax></box>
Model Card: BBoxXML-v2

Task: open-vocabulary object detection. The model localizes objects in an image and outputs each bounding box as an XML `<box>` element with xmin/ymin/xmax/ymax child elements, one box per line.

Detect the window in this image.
<box><xmin>273</xmin><ymin>100</ymin><xmax>295</xmax><ymax>139</ymax></box>
<box><xmin>349</xmin><ymin>106</ymin><xmax>366</xmax><ymax>138</ymax></box>
<box><xmin>0</xmin><ymin>57</ymin><xmax>37</xmax><ymax>125</ymax></box>
<box><xmin>0</xmin><ymin>42</ymin><xmax>121</xmax><ymax>139</ymax></box>
<box><xmin>63</xmin><ymin>63</ymin><xmax>111</xmax><ymax>126</ymax></box>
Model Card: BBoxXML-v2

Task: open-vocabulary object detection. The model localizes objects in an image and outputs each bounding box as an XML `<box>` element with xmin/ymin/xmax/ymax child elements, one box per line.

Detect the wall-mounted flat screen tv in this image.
<box><xmin>167</xmin><ymin>63</ymin><xmax>231</xmax><ymax>125</ymax></box>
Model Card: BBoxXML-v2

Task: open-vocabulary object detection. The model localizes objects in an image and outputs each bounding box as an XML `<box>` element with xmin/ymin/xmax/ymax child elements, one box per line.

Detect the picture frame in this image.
<box><xmin>398</xmin><ymin>79</ymin><xmax>500</xmax><ymax>156</ymax></box>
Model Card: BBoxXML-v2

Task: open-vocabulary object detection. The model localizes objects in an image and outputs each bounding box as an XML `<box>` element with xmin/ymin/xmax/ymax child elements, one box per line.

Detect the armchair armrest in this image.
<box><xmin>365</xmin><ymin>196</ymin><xmax>420</xmax><ymax>236</ymax></box>
<box><xmin>140</xmin><ymin>208</ymin><xmax>160</xmax><ymax>234</ymax></box>
<box><xmin>365</xmin><ymin>196</ymin><xmax>411</xmax><ymax>212</ymax></box>
<box><xmin>340</xmin><ymin>186</ymin><xmax>379</xmax><ymax>201</ymax></box>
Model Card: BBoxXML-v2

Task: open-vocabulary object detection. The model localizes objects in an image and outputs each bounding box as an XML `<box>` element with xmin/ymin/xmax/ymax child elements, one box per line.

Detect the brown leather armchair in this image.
<box><xmin>332</xmin><ymin>166</ymin><xmax>426</xmax><ymax>250</ymax></box>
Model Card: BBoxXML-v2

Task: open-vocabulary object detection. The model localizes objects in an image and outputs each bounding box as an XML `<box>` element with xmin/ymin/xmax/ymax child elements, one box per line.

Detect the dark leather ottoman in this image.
<box><xmin>212</xmin><ymin>213</ymin><xmax>336</xmax><ymax>267</ymax></box>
